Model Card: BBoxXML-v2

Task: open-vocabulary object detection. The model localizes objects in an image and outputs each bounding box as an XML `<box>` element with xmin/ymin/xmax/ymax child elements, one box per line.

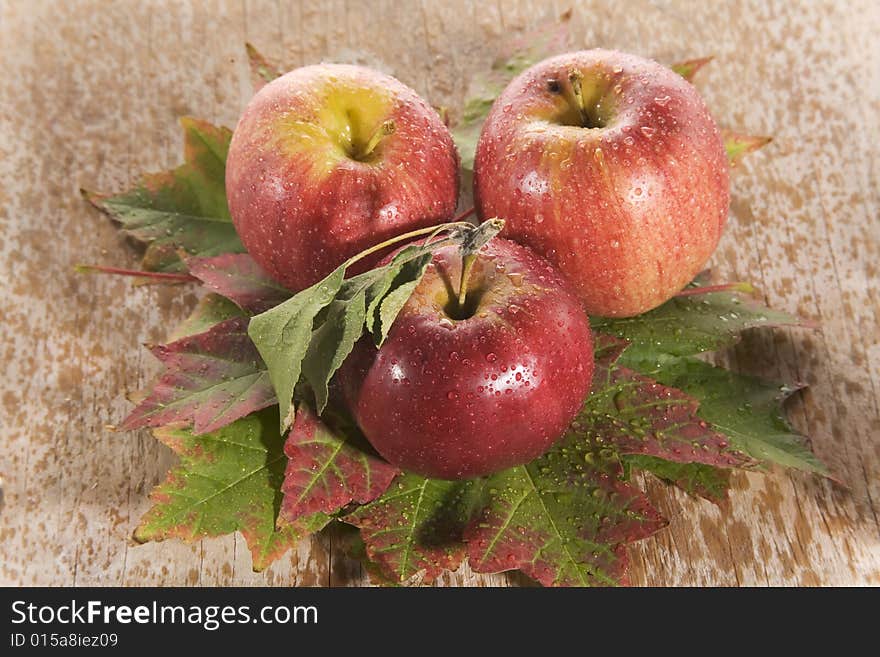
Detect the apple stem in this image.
<box><xmin>567</xmin><ymin>70</ymin><xmax>589</xmax><ymax>126</ymax></box>
<box><xmin>457</xmin><ymin>253</ymin><xmax>476</xmax><ymax>312</ymax></box>
<box><xmin>361</xmin><ymin>120</ymin><xmax>396</xmax><ymax>158</ymax></box>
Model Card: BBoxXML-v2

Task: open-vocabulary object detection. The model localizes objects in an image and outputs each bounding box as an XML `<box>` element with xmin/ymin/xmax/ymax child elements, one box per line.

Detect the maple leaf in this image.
<box><xmin>465</xmin><ymin>428</ymin><xmax>666</xmax><ymax>587</ymax></box>
<box><xmin>670</xmin><ymin>56</ymin><xmax>714</xmax><ymax>81</ymax></box>
<box><xmin>280</xmin><ymin>405</ymin><xmax>399</xmax><ymax>523</ymax></box>
<box><xmin>624</xmin><ymin>455</ymin><xmax>731</xmax><ymax>504</ymax></box>
<box><xmin>343</xmin><ymin>474</ymin><xmax>483</xmax><ymax>584</ymax></box>
<box><xmin>580</xmin><ymin>334</ymin><xmax>753</xmax><ymax>467</ymax></box>
<box><xmin>452</xmin><ymin>11</ymin><xmax>573</xmax><ymax>171</ymax></box>
<box><xmin>591</xmin><ymin>278</ymin><xmax>810</xmax><ymax>365</ymax></box>
<box><xmin>167</xmin><ymin>293</ymin><xmax>245</xmax><ymax>341</ymax></box>
<box><xmin>342</xmin><ymin>530</ymin><xmax>402</xmax><ymax>587</ymax></box>
<box><xmin>84</xmin><ymin>117</ymin><xmax>243</xmax><ymax>272</ymax></box>
<box><xmin>246</xmin><ymin>42</ymin><xmax>282</xmax><ymax>91</ymax></box>
<box><xmin>134</xmin><ymin>409</ymin><xmax>329</xmax><ymax>571</ymax></box>
<box><xmin>594</xmin><ymin>281</ymin><xmax>826</xmax><ymax>477</ymax></box>
<box><xmin>188</xmin><ymin>253</ymin><xmax>292</xmax><ymax>314</ymax></box>
<box><xmin>121</xmin><ymin>316</ymin><xmax>275</xmax><ymax>435</ymax></box>
<box><xmin>646</xmin><ymin>357</ymin><xmax>829</xmax><ymax>476</ymax></box>
<box><xmin>723</xmin><ymin>129</ymin><xmax>772</xmax><ymax>167</ymax></box>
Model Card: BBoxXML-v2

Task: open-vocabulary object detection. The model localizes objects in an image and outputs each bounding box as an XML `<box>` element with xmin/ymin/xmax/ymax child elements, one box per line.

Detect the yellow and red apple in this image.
<box><xmin>226</xmin><ymin>64</ymin><xmax>460</xmax><ymax>291</ymax></box>
<box><xmin>474</xmin><ymin>49</ymin><xmax>729</xmax><ymax>317</ymax></box>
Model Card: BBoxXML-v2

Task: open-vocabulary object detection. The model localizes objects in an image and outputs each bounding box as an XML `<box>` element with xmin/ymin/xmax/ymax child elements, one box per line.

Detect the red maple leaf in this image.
<box><xmin>188</xmin><ymin>253</ymin><xmax>291</xmax><ymax>313</ymax></box>
<box><xmin>280</xmin><ymin>406</ymin><xmax>399</xmax><ymax>522</ymax></box>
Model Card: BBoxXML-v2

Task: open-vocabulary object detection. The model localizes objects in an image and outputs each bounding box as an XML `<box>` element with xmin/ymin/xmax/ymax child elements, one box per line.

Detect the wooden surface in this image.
<box><xmin>1</xmin><ymin>0</ymin><xmax>878</xmax><ymax>587</ymax></box>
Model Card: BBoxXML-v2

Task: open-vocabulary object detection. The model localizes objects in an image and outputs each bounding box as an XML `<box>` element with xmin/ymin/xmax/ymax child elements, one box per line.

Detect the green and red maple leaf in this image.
<box><xmin>83</xmin><ymin>18</ymin><xmax>824</xmax><ymax>585</ymax></box>
<box><xmin>134</xmin><ymin>409</ymin><xmax>330</xmax><ymax>572</ymax></box>
<box><xmin>120</xmin><ymin>314</ymin><xmax>275</xmax><ymax>435</ymax></box>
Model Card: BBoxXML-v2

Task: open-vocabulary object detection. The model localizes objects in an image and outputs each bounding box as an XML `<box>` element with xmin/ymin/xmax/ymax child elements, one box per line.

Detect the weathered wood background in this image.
<box><xmin>1</xmin><ymin>0</ymin><xmax>878</xmax><ymax>586</ymax></box>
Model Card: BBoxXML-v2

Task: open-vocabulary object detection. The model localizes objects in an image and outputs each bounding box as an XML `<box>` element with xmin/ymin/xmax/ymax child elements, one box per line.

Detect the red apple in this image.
<box><xmin>226</xmin><ymin>64</ymin><xmax>459</xmax><ymax>291</ymax></box>
<box><xmin>474</xmin><ymin>49</ymin><xmax>729</xmax><ymax>317</ymax></box>
<box><xmin>339</xmin><ymin>237</ymin><xmax>594</xmax><ymax>480</ymax></box>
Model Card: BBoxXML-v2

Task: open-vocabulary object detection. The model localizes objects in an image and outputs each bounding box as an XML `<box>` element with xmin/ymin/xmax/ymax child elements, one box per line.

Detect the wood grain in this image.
<box><xmin>1</xmin><ymin>0</ymin><xmax>877</xmax><ymax>586</ymax></box>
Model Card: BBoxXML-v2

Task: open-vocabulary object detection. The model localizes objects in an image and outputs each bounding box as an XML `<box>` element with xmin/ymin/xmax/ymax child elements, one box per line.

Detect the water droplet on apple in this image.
<box><xmin>640</xmin><ymin>126</ymin><xmax>656</xmax><ymax>138</ymax></box>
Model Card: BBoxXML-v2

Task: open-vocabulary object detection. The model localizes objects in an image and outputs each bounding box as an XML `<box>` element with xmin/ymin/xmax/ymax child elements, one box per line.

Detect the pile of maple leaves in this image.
<box><xmin>82</xmin><ymin>17</ymin><xmax>828</xmax><ymax>586</ymax></box>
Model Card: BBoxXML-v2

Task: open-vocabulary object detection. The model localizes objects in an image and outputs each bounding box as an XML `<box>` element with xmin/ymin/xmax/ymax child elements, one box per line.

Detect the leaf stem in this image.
<box><xmin>74</xmin><ymin>263</ymin><xmax>198</xmax><ymax>282</ymax></box>
<box><xmin>341</xmin><ymin>221</ymin><xmax>474</xmax><ymax>270</ymax></box>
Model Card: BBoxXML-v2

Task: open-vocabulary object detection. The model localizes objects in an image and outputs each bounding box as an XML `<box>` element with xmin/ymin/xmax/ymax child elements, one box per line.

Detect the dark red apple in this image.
<box><xmin>474</xmin><ymin>49</ymin><xmax>729</xmax><ymax>317</ymax></box>
<box><xmin>226</xmin><ymin>64</ymin><xmax>459</xmax><ymax>291</ymax></box>
<box><xmin>339</xmin><ymin>237</ymin><xmax>594</xmax><ymax>480</ymax></box>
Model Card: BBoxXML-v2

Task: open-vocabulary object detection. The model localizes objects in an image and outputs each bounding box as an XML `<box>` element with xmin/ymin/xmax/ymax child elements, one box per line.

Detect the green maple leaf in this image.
<box><xmin>591</xmin><ymin>280</ymin><xmax>808</xmax><ymax>365</ymax></box>
<box><xmin>624</xmin><ymin>456</ymin><xmax>731</xmax><ymax>504</ymax></box>
<box><xmin>134</xmin><ymin>408</ymin><xmax>329</xmax><ymax>571</ymax></box>
<box><xmin>723</xmin><ymin>129</ymin><xmax>773</xmax><ymax>167</ymax></box>
<box><xmin>453</xmin><ymin>12</ymin><xmax>573</xmax><ymax>172</ymax></box>
<box><xmin>670</xmin><ymin>56</ymin><xmax>714</xmax><ymax>81</ymax></box>
<box><xmin>646</xmin><ymin>358</ymin><xmax>828</xmax><ymax>476</ymax></box>
<box><xmin>246</xmin><ymin>42</ymin><xmax>282</xmax><ymax>91</ymax></box>
<box><xmin>168</xmin><ymin>293</ymin><xmax>245</xmax><ymax>341</ymax></box>
<box><xmin>84</xmin><ymin>117</ymin><xmax>244</xmax><ymax>273</ymax></box>
<box><xmin>343</xmin><ymin>473</ymin><xmax>483</xmax><ymax>584</ymax></box>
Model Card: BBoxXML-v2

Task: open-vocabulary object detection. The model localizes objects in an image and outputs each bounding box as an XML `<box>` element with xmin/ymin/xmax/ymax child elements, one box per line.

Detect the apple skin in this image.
<box><xmin>474</xmin><ymin>49</ymin><xmax>730</xmax><ymax>317</ymax></box>
<box><xmin>339</xmin><ymin>237</ymin><xmax>594</xmax><ymax>480</ymax></box>
<box><xmin>226</xmin><ymin>64</ymin><xmax>459</xmax><ymax>292</ymax></box>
